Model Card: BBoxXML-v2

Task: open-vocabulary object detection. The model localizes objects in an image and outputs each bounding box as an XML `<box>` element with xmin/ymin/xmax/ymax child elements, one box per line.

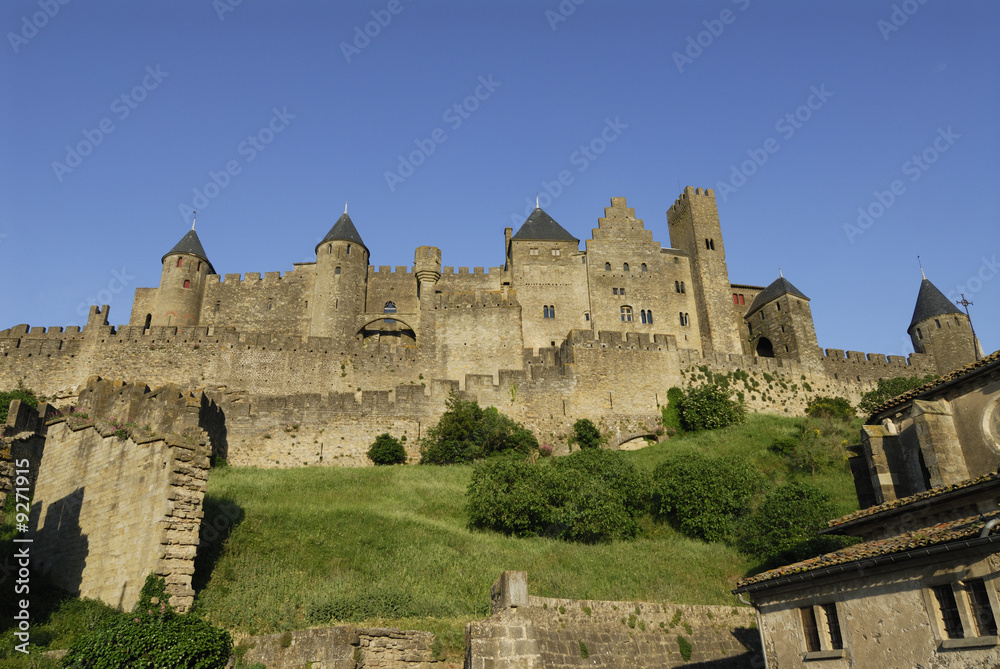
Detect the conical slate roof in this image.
<box><xmin>512</xmin><ymin>208</ymin><xmax>578</xmax><ymax>242</ymax></box>
<box><xmin>745</xmin><ymin>276</ymin><xmax>809</xmax><ymax>318</ymax></box>
<box><xmin>316</xmin><ymin>213</ymin><xmax>367</xmax><ymax>254</ymax></box>
<box><xmin>162</xmin><ymin>230</ymin><xmax>214</xmax><ymax>273</ymax></box>
<box><xmin>908</xmin><ymin>277</ymin><xmax>962</xmax><ymax>333</ymax></box>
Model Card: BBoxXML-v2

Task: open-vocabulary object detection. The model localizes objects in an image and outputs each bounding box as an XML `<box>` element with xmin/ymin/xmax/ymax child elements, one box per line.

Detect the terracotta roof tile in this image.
<box><xmin>737</xmin><ymin>510</ymin><xmax>1000</xmax><ymax>589</ymax></box>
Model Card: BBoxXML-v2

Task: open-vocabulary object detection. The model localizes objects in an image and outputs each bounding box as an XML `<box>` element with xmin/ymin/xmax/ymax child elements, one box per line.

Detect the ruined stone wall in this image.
<box><xmin>236</xmin><ymin>625</ymin><xmax>445</xmax><ymax>669</ymax></box>
<box><xmin>468</xmin><ymin>572</ymin><xmax>760</xmax><ymax>669</ymax></box>
<box><xmin>28</xmin><ymin>416</ymin><xmax>209</xmax><ymax>612</ymax></box>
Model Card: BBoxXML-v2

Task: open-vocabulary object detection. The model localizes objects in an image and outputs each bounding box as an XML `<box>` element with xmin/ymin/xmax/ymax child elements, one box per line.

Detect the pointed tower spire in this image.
<box><xmin>191</xmin><ymin>211</ymin><xmax>197</xmax><ymax>231</ymax></box>
<box><xmin>344</xmin><ymin>202</ymin><xmax>348</xmax><ymax>214</ymax></box>
<box><xmin>918</xmin><ymin>255</ymin><xmax>926</xmax><ymax>279</ymax></box>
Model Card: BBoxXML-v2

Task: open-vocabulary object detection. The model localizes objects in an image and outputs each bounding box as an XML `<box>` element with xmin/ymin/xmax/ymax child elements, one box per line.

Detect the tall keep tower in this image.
<box><xmin>149</xmin><ymin>228</ymin><xmax>214</xmax><ymax>327</ymax></box>
<box><xmin>311</xmin><ymin>212</ymin><xmax>369</xmax><ymax>341</ymax></box>
<box><xmin>667</xmin><ymin>187</ymin><xmax>742</xmax><ymax>354</ymax></box>
<box><xmin>908</xmin><ymin>275</ymin><xmax>979</xmax><ymax>375</ymax></box>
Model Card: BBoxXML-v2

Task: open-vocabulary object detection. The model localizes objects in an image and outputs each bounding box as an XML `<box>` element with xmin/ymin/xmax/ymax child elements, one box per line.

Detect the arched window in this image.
<box><xmin>680</xmin><ymin>281</ymin><xmax>685</xmax><ymax>294</ymax></box>
<box><xmin>620</xmin><ymin>306</ymin><xmax>633</xmax><ymax>322</ymax></box>
<box><xmin>543</xmin><ymin>305</ymin><xmax>555</xmax><ymax>319</ymax></box>
<box><xmin>647</xmin><ymin>310</ymin><xmax>653</xmax><ymax>324</ymax></box>
<box><xmin>679</xmin><ymin>312</ymin><xmax>689</xmax><ymax>326</ymax></box>
<box><xmin>384</xmin><ymin>301</ymin><xmax>396</xmax><ymax>324</ymax></box>
<box><xmin>935</xmin><ymin>319</ymin><xmax>941</xmax><ymax>328</ymax></box>
<box><xmin>143</xmin><ymin>314</ymin><xmax>151</xmax><ymax>330</ymax></box>
<box><xmin>640</xmin><ymin>310</ymin><xmax>647</xmax><ymax>324</ymax></box>
<box><xmin>176</xmin><ymin>257</ymin><xmax>183</xmax><ymax>267</ymax></box>
<box><xmin>328</xmin><ymin>244</ymin><xmax>332</xmax><ymax>254</ymax></box>
<box><xmin>640</xmin><ymin>263</ymin><xmax>647</xmax><ymax>272</ymax></box>
<box><xmin>335</xmin><ymin>266</ymin><xmax>341</xmax><ymax>275</ymax></box>
<box><xmin>675</xmin><ymin>281</ymin><xmax>680</xmax><ymax>293</ymax></box>
<box><xmin>183</xmin><ymin>280</ymin><xmax>191</xmax><ymax>289</ymax></box>
<box><xmin>604</xmin><ymin>262</ymin><xmax>611</xmax><ymax>271</ymax></box>
<box><xmin>197</xmin><ymin>261</ymin><xmax>201</xmax><ymax>272</ymax></box>
<box><xmin>623</xmin><ymin>262</ymin><xmax>630</xmax><ymax>272</ymax></box>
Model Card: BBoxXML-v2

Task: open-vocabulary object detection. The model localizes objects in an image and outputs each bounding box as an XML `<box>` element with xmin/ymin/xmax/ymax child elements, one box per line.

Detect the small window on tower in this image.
<box><xmin>197</xmin><ymin>261</ymin><xmax>201</xmax><ymax>271</ymax></box>
<box><xmin>335</xmin><ymin>266</ymin><xmax>341</xmax><ymax>275</ymax></box>
<box><xmin>183</xmin><ymin>280</ymin><xmax>191</xmax><ymax>289</ymax></box>
<box><xmin>177</xmin><ymin>258</ymin><xmax>183</xmax><ymax>268</ymax></box>
<box><xmin>347</xmin><ymin>244</ymin><xmax>352</xmax><ymax>255</ymax></box>
<box><xmin>917</xmin><ymin>328</ymin><xmax>923</xmax><ymax>340</ymax></box>
<box><xmin>604</xmin><ymin>262</ymin><xmax>611</xmax><ymax>271</ymax></box>
<box><xmin>584</xmin><ymin>312</ymin><xmax>590</xmax><ymax>321</ymax></box>
<box><xmin>623</xmin><ymin>262</ymin><xmax>630</xmax><ymax>272</ymax></box>
<box><xmin>739</xmin><ymin>294</ymin><xmax>745</xmax><ymax>305</ymax></box>
<box><xmin>936</xmin><ymin>319</ymin><xmax>941</xmax><ymax>328</ymax></box>
<box><xmin>710</xmin><ymin>239</ymin><xmax>715</xmax><ymax>250</ymax></box>
<box><xmin>641</xmin><ymin>263</ymin><xmax>647</xmax><ymax>272</ymax></box>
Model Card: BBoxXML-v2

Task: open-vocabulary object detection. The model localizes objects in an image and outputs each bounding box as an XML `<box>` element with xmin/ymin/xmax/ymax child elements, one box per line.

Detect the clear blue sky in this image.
<box><xmin>2</xmin><ymin>0</ymin><xmax>997</xmax><ymax>357</ymax></box>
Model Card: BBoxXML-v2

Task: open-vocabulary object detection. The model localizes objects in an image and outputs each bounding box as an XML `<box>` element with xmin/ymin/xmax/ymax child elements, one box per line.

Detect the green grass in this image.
<box><xmin>0</xmin><ymin>413</ymin><xmax>858</xmax><ymax>663</ymax></box>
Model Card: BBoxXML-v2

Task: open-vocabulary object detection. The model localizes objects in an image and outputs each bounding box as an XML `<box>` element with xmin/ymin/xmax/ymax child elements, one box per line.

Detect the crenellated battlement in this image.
<box><xmin>440</xmin><ymin>266</ymin><xmax>504</xmax><ymax>275</ymax></box>
<box><xmin>368</xmin><ymin>265</ymin><xmax>414</xmax><ymax>276</ymax></box>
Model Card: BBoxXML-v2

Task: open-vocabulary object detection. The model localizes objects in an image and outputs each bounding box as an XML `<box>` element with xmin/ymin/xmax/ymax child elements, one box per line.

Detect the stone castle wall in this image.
<box><xmin>15</xmin><ymin>392</ymin><xmax>211</xmax><ymax>612</ymax></box>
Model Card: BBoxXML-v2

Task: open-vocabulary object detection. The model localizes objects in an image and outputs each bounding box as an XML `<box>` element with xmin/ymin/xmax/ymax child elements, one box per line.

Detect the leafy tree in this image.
<box><xmin>654</xmin><ymin>453</ymin><xmax>765</xmax><ymax>542</ymax></box>
<box><xmin>61</xmin><ymin>575</ymin><xmax>232</xmax><ymax>668</ymax></box>
<box><xmin>737</xmin><ymin>482</ymin><xmax>836</xmax><ymax>558</ymax></box>
<box><xmin>367</xmin><ymin>433</ymin><xmax>407</xmax><ymax>465</ymax></box>
<box><xmin>805</xmin><ymin>396</ymin><xmax>854</xmax><ymax>421</ymax></box>
<box><xmin>466</xmin><ymin>449</ymin><xmax>650</xmax><ymax>543</ymax></box>
<box><xmin>420</xmin><ymin>392</ymin><xmax>537</xmax><ymax>465</ymax></box>
<box><xmin>676</xmin><ymin>384</ymin><xmax>746</xmax><ymax>432</ymax></box>
<box><xmin>660</xmin><ymin>387</ymin><xmax>684</xmax><ymax>435</ymax></box>
<box><xmin>858</xmin><ymin>374</ymin><xmax>938</xmax><ymax>415</ymax></box>
<box><xmin>569</xmin><ymin>418</ymin><xmax>602</xmax><ymax>450</ymax></box>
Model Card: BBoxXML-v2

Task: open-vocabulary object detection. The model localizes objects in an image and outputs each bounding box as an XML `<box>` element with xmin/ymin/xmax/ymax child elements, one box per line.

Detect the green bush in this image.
<box><xmin>858</xmin><ymin>374</ymin><xmax>938</xmax><ymax>415</ymax></box>
<box><xmin>466</xmin><ymin>450</ymin><xmax>650</xmax><ymax>543</ymax></box>
<box><xmin>570</xmin><ymin>418</ymin><xmax>602</xmax><ymax>450</ymax></box>
<box><xmin>0</xmin><ymin>384</ymin><xmax>39</xmax><ymax>423</ymax></box>
<box><xmin>367</xmin><ymin>433</ymin><xmax>407</xmax><ymax>465</ymax></box>
<box><xmin>654</xmin><ymin>453</ymin><xmax>765</xmax><ymax>543</ymax></box>
<box><xmin>660</xmin><ymin>387</ymin><xmax>685</xmax><ymax>434</ymax></box>
<box><xmin>737</xmin><ymin>483</ymin><xmax>836</xmax><ymax>558</ymax></box>
<box><xmin>788</xmin><ymin>417</ymin><xmax>853</xmax><ymax>476</ymax></box>
<box><xmin>420</xmin><ymin>392</ymin><xmax>537</xmax><ymax>464</ymax></box>
<box><xmin>60</xmin><ymin>575</ymin><xmax>232</xmax><ymax>668</ymax></box>
<box><xmin>676</xmin><ymin>384</ymin><xmax>746</xmax><ymax>432</ymax></box>
<box><xmin>805</xmin><ymin>396</ymin><xmax>855</xmax><ymax>421</ymax></box>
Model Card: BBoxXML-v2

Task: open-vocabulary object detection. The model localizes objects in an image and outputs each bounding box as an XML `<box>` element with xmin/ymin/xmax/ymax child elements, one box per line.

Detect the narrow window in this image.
<box><xmin>268</xmin><ymin>303</ymin><xmax>273</xmax><ymax>310</ymax></box>
<box><xmin>641</xmin><ymin>263</ymin><xmax>647</xmax><ymax>272</ymax></box>
<box><xmin>684</xmin><ymin>312</ymin><xmax>690</xmax><ymax>326</ymax></box>
<box><xmin>748</xmin><ymin>322</ymin><xmax>753</xmax><ymax>336</ymax></box>
<box><xmin>584</xmin><ymin>312</ymin><xmax>590</xmax><ymax>321</ymax></box>
<box><xmin>604</xmin><ymin>262</ymin><xmax>611</xmax><ymax>271</ymax></box>
<box><xmin>917</xmin><ymin>328</ymin><xmax>923</xmax><ymax>340</ymax></box>
<box><xmin>966</xmin><ymin>579</ymin><xmax>998</xmax><ymax>636</ymax></box>
<box><xmin>183</xmin><ymin>280</ymin><xmax>191</xmax><ymax>289</ymax></box>
<box><xmin>550</xmin><ymin>305</ymin><xmax>555</xmax><ymax>318</ymax></box>
<box><xmin>347</xmin><ymin>244</ymin><xmax>352</xmax><ymax>255</ymax></box>
<box><xmin>328</xmin><ymin>244</ymin><xmax>332</xmax><ymax>254</ymax></box>
<box><xmin>214</xmin><ymin>302</ymin><xmax>220</xmax><ymax>313</ymax></box>
<box><xmin>620</xmin><ymin>287</ymin><xmax>625</xmax><ymax>295</ymax></box>
<box><xmin>680</xmin><ymin>281</ymin><xmax>685</xmax><ymax>294</ymax></box>
<box><xmin>143</xmin><ymin>314</ymin><xmax>151</xmax><ymax>330</ymax></box>
<box><xmin>705</xmin><ymin>239</ymin><xmax>711</xmax><ymax>250</ymax></box>
<box><xmin>800</xmin><ymin>607</ymin><xmax>821</xmax><ymax>653</ymax></box>
<box><xmin>613</xmin><ymin>288</ymin><xmax>619</xmax><ymax>296</ymax></box>
<box><xmin>777</xmin><ymin>303</ymin><xmax>781</xmax><ymax>311</ymax></box>
<box><xmin>620</xmin><ymin>306</ymin><xmax>632</xmax><ymax>322</ymax></box>
<box><xmin>933</xmin><ymin>584</ymin><xmax>965</xmax><ymax>639</ymax></box>
<box><xmin>176</xmin><ymin>257</ymin><xmax>183</xmax><ymax>267</ymax></box>
<box><xmin>623</xmin><ymin>262</ymin><xmax>630</xmax><ymax>272</ymax></box>
<box><xmin>647</xmin><ymin>311</ymin><xmax>653</xmax><ymax>324</ymax></box>
<box><xmin>821</xmin><ymin>604</ymin><xmax>844</xmax><ymax>650</ymax></box>
<box><xmin>710</xmin><ymin>239</ymin><xmax>715</xmax><ymax>250</ymax></box>
<box><xmin>733</xmin><ymin>294</ymin><xmax>739</xmax><ymax>304</ymax></box>
<box><xmin>936</xmin><ymin>319</ymin><xmax>942</xmax><ymax>328</ymax></box>
<box><xmin>675</xmin><ymin>281</ymin><xmax>680</xmax><ymax>293</ymax></box>
<box><xmin>640</xmin><ymin>310</ymin><xmax>647</xmax><ymax>324</ymax></box>
<box><xmin>543</xmin><ymin>305</ymin><xmax>550</xmax><ymax>318</ymax></box>
<box><xmin>739</xmin><ymin>294</ymin><xmax>745</xmax><ymax>305</ymax></box>
<box><xmin>197</xmin><ymin>261</ymin><xmax>201</xmax><ymax>271</ymax></box>
<box><xmin>335</xmin><ymin>266</ymin><xmax>341</xmax><ymax>275</ymax></box>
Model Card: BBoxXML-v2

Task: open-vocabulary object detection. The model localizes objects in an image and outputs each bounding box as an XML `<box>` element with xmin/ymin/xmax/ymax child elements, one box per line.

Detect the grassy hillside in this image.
<box><xmin>193</xmin><ymin>413</ymin><xmax>860</xmax><ymax>651</ymax></box>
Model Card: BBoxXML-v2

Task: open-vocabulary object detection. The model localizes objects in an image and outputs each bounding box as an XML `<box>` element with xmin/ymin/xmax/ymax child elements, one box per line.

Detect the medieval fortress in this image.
<box><xmin>0</xmin><ymin>187</ymin><xmax>980</xmax><ymax>467</ymax></box>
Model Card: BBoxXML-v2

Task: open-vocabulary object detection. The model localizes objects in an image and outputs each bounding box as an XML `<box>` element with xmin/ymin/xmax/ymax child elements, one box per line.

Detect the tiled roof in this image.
<box><xmin>826</xmin><ymin>471</ymin><xmax>1000</xmax><ymax>528</ymax></box>
<box><xmin>512</xmin><ymin>208</ymin><xmax>578</xmax><ymax>242</ymax></box>
<box><xmin>744</xmin><ymin>276</ymin><xmax>809</xmax><ymax>318</ymax></box>
<box><xmin>736</xmin><ymin>510</ymin><xmax>1000</xmax><ymax>590</ymax></box>
<box><xmin>316</xmin><ymin>213</ymin><xmax>367</xmax><ymax>254</ymax></box>
<box><xmin>162</xmin><ymin>230</ymin><xmax>214</xmax><ymax>273</ymax></box>
<box><xmin>908</xmin><ymin>277</ymin><xmax>963</xmax><ymax>333</ymax></box>
<box><xmin>868</xmin><ymin>349</ymin><xmax>1000</xmax><ymax>417</ymax></box>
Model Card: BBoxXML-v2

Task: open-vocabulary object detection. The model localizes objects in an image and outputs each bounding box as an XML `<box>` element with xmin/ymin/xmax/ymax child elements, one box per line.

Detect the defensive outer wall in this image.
<box><xmin>0</xmin><ymin>305</ymin><xmax>935</xmax><ymax>467</ymax></box>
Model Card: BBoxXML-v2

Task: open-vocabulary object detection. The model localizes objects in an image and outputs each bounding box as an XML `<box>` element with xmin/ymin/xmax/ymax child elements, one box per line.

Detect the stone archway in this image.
<box><xmin>755</xmin><ymin>337</ymin><xmax>775</xmax><ymax>358</ymax></box>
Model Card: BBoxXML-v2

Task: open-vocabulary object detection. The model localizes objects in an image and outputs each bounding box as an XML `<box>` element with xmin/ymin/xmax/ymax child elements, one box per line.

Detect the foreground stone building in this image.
<box><xmin>736</xmin><ymin>350</ymin><xmax>1000</xmax><ymax>667</ymax></box>
<box><xmin>0</xmin><ymin>188</ymin><xmax>980</xmax><ymax>466</ymax></box>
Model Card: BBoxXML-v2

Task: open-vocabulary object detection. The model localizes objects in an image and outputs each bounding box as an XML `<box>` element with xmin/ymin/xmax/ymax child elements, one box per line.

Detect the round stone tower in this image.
<box><xmin>414</xmin><ymin>246</ymin><xmax>441</xmax><ymax>301</ymax></box>
<box><xmin>908</xmin><ymin>274</ymin><xmax>979</xmax><ymax>375</ymax></box>
<box><xmin>311</xmin><ymin>212</ymin><xmax>369</xmax><ymax>340</ymax></box>
<box><xmin>150</xmin><ymin>228</ymin><xmax>214</xmax><ymax>327</ymax></box>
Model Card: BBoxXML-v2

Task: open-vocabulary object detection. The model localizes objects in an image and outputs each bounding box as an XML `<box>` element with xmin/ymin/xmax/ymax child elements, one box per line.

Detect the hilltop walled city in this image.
<box><xmin>2</xmin><ymin>187</ymin><xmax>997</xmax><ymax>668</ymax></box>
